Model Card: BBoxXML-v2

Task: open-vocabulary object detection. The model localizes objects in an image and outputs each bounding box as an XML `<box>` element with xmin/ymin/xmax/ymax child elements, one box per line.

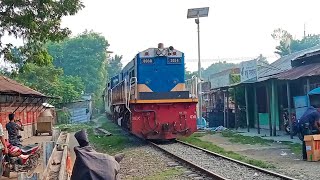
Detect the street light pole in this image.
<box><xmin>187</xmin><ymin>7</ymin><xmax>209</xmax><ymax>123</ymax></box>
<box><xmin>195</xmin><ymin>16</ymin><xmax>203</xmax><ymax>122</ymax></box>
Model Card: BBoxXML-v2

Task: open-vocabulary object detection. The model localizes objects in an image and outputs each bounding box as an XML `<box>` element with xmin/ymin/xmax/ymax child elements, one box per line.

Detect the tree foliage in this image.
<box><xmin>106</xmin><ymin>55</ymin><xmax>123</xmax><ymax>79</ymax></box>
<box><xmin>48</xmin><ymin>31</ymin><xmax>109</xmax><ymax>95</ymax></box>
<box><xmin>185</xmin><ymin>70</ymin><xmax>197</xmax><ymax>80</ymax></box>
<box><xmin>256</xmin><ymin>54</ymin><xmax>269</xmax><ymax>70</ymax></box>
<box><xmin>48</xmin><ymin>30</ymin><xmax>110</xmax><ymax>110</ymax></box>
<box><xmin>272</xmin><ymin>28</ymin><xmax>320</xmax><ymax>57</ymax></box>
<box><xmin>15</xmin><ymin>63</ymin><xmax>84</xmax><ymax>103</ymax></box>
<box><xmin>0</xmin><ymin>0</ymin><xmax>84</xmax><ymax>66</ymax></box>
<box><xmin>202</xmin><ymin>61</ymin><xmax>238</xmax><ymax>80</ymax></box>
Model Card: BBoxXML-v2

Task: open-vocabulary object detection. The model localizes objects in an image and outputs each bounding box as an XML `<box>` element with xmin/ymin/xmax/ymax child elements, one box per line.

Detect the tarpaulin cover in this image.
<box><xmin>71</xmin><ymin>146</ymin><xmax>120</xmax><ymax>180</ymax></box>
<box><xmin>71</xmin><ymin>130</ymin><xmax>120</xmax><ymax>180</ymax></box>
<box><xmin>308</xmin><ymin>87</ymin><xmax>320</xmax><ymax>95</ymax></box>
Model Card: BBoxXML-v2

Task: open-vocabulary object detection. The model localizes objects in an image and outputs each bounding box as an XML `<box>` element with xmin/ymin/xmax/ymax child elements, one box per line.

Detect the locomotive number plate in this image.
<box><xmin>141</xmin><ymin>58</ymin><xmax>154</xmax><ymax>64</ymax></box>
<box><xmin>167</xmin><ymin>58</ymin><xmax>182</xmax><ymax>64</ymax></box>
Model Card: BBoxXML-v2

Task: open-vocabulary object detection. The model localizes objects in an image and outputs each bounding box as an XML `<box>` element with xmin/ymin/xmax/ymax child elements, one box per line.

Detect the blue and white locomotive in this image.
<box><xmin>104</xmin><ymin>43</ymin><xmax>198</xmax><ymax>140</ymax></box>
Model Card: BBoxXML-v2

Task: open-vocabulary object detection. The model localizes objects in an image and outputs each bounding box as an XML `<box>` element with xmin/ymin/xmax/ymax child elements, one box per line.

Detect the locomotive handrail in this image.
<box><xmin>129</xmin><ymin>77</ymin><xmax>138</xmax><ymax>100</ymax></box>
<box><xmin>124</xmin><ymin>78</ymin><xmax>131</xmax><ymax>113</ymax></box>
<box><xmin>109</xmin><ymin>89</ymin><xmax>112</xmax><ymax>106</ymax></box>
<box><xmin>111</xmin><ymin>80</ymin><xmax>125</xmax><ymax>90</ymax></box>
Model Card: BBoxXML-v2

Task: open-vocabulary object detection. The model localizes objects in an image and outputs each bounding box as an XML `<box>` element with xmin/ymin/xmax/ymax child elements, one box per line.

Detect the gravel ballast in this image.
<box><xmin>158</xmin><ymin>143</ymin><xmax>285</xmax><ymax>180</ymax></box>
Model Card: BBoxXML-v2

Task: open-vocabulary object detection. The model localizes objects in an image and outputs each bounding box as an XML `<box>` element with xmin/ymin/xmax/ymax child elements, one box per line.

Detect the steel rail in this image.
<box><xmin>148</xmin><ymin>141</ymin><xmax>226</xmax><ymax>180</ymax></box>
<box><xmin>176</xmin><ymin>140</ymin><xmax>297</xmax><ymax>180</ymax></box>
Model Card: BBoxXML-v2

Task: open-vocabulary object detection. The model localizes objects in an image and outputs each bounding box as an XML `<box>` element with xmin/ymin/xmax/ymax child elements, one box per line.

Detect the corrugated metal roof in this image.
<box><xmin>274</xmin><ymin>63</ymin><xmax>320</xmax><ymax>80</ymax></box>
<box><xmin>258</xmin><ymin>44</ymin><xmax>320</xmax><ymax>78</ymax></box>
<box><xmin>0</xmin><ymin>75</ymin><xmax>45</xmax><ymax>97</ymax></box>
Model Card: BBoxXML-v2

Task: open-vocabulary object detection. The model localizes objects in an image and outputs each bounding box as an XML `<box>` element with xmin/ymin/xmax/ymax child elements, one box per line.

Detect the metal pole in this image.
<box><xmin>196</xmin><ymin>15</ymin><xmax>203</xmax><ymax>122</ymax></box>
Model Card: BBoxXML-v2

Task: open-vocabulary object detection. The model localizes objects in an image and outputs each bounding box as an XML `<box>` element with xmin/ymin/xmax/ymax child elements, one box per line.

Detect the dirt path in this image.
<box><xmin>201</xmin><ymin>133</ymin><xmax>319</xmax><ymax>180</ymax></box>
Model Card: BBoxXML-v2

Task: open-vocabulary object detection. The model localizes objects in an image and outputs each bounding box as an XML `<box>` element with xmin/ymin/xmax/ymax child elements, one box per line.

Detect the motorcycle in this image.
<box><xmin>283</xmin><ymin>112</ymin><xmax>304</xmax><ymax>141</ymax></box>
<box><xmin>283</xmin><ymin>112</ymin><xmax>298</xmax><ymax>135</ymax></box>
<box><xmin>1</xmin><ymin>140</ymin><xmax>40</xmax><ymax>177</ymax></box>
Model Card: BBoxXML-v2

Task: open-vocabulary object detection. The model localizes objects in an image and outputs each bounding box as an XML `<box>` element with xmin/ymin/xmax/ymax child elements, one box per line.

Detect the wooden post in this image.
<box><xmin>306</xmin><ymin>78</ymin><xmax>311</xmax><ymax>107</ymax></box>
<box><xmin>245</xmin><ymin>85</ymin><xmax>250</xmax><ymax>132</ymax></box>
<box><xmin>307</xmin><ymin>78</ymin><xmax>310</xmax><ymax>93</ymax></box>
<box><xmin>266</xmin><ymin>85</ymin><xmax>272</xmax><ymax>136</ymax></box>
<box><xmin>234</xmin><ymin>88</ymin><xmax>238</xmax><ymax>129</ymax></box>
<box><xmin>254</xmin><ymin>86</ymin><xmax>260</xmax><ymax>134</ymax></box>
<box><xmin>223</xmin><ymin>90</ymin><xmax>226</xmax><ymax>127</ymax></box>
<box><xmin>286</xmin><ymin>81</ymin><xmax>293</xmax><ymax>139</ymax></box>
<box><xmin>271</xmin><ymin>80</ymin><xmax>277</xmax><ymax>136</ymax></box>
<box><xmin>226</xmin><ymin>89</ymin><xmax>229</xmax><ymax>128</ymax></box>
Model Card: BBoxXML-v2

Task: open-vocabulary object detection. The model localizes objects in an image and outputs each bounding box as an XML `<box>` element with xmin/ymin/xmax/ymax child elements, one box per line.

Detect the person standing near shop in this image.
<box><xmin>298</xmin><ymin>106</ymin><xmax>320</xmax><ymax>160</ymax></box>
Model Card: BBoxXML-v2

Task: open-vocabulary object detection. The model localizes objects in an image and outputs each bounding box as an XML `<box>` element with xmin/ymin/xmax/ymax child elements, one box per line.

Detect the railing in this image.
<box><xmin>111</xmin><ymin>80</ymin><xmax>126</xmax><ymax>104</ymax></box>
<box><xmin>109</xmin><ymin>77</ymin><xmax>137</xmax><ymax>110</ymax></box>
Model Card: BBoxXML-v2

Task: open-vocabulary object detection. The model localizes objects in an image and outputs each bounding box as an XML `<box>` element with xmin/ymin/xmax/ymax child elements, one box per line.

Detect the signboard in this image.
<box><xmin>240</xmin><ymin>59</ymin><xmax>258</xmax><ymax>83</ymax></box>
<box><xmin>167</xmin><ymin>58</ymin><xmax>182</xmax><ymax>64</ymax></box>
<box><xmin>140</xmin><ymin>58</ymin><xmax>154</xmax><ymax>64</ymax></box>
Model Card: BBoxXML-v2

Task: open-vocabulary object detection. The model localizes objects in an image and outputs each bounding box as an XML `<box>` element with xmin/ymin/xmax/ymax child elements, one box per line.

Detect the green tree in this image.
<box><xmin>185</xmin><ymin>70</ymin><xmax>197</xmax><ymax>80</ymax></box>
<box><xmin>106</xmin><ymin>55</ymin><xmax>123</xmax><ymax>79</ymax></box>
<box><xmin>272</xmin><ymin>28</ymin><xmax>320</xmax><ymax>56</ymax></box>
<box><xmin>202</xmin><ymin>61</ymin><xmax>238</xmax><ymax>79</ymax></box>
<box><xmin>0</xmin><ymin>0</ymin><xmax>84</xmax><ymax>66</ymax></box>
<box><xmin>48</xmin><ymin>31</ymin><xmax>109</xmax><ymax>95</ymax></box>
<box><xmin>256</xmin><ymin>54</ymin><xmax>269</xmax><ymax>70</ymax></box>
<box><xmin>48</xmin><ymin>30</ymin><xmax>110</xmax><ymax>110</ymax></box>
<box><xmin>15</xmin><ymin>63</ymin><xmax>84</xmax><ymax>104</ymax></box>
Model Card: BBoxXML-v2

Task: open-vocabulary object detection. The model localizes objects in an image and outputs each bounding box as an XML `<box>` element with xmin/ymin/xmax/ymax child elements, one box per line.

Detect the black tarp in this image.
<box><xmin>71</xmin><ymin>130</ymin><xmax>121</xmax><ymax>180</ymax></box>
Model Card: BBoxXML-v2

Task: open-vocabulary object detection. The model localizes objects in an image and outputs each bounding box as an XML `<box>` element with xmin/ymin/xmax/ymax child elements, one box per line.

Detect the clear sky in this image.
<box><xmin>3</xmin><ymin>0</ymin><xmax>320</xmax><ymax>72</ymax></box>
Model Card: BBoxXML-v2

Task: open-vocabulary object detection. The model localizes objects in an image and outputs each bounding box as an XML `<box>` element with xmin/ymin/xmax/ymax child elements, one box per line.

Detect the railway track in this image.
<box><xmin>149</xmin><ymin>140</ymin><xmax>297</xmax><ymax>180</ymax></box>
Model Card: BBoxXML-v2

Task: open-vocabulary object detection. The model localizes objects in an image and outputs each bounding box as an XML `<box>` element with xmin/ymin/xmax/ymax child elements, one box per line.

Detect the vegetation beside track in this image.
<box><xmin>55</xmin><ymin>115</ymin><xmax>134</xmax><ymax>155</ymax></box>
<box><xmin>178</xmin><ymin>133</ymin><xmax>275</xmax><ymax>168</ymax></box>
<box><xmin>221</xmin><ymin>130</ymin><xmax>301</xmax><ymax>155</ymax></box>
